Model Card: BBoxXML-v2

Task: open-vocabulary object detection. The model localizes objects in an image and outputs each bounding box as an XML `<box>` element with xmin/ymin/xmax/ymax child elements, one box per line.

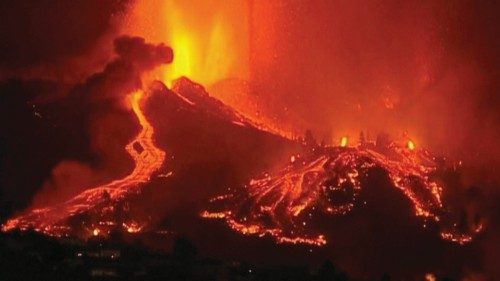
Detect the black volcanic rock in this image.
<box><xmin>135</xmin><ymin>80</ymin><xmax>481</xmax><ymax>279</ymax></box>
<box><xmin>1</xmin><ymin>77</ymin><xmax>485</xmax><ymax>280</ymax></box>
<box><xmin>134</xmin><ymin>79</ymin><xmax>305</xmax><ymax>224</ymax></box>
<box><xmin>145</xmin><ymin>78</ymin><xmax>302</xmax><ymax>185</ymax></box>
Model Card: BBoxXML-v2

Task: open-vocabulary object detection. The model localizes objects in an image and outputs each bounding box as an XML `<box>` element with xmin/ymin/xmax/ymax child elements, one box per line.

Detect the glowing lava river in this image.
<box><xmin>1</xmin><ymin>83</ymin><xmax>483</xmax><ymax>247</ymax></box>
<box><xmin>2</xmin><ymin>90</ymin><xmax>166</xmax><ymax>237</ymax></box>
<box><xmin>202</xmin><ymin>142</ymin><xmax>483</xmax><ymax>246</ymax></box>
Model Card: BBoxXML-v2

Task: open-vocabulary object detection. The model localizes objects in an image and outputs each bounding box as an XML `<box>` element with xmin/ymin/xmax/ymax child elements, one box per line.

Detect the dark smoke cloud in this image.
<box><xmin>0</xmin><ymin>36</ymin><xmax>172</xmax><ymax>214</ymax></box>
<box><xmin>36</xmin><ymin>36</ymin><xmax>173</xmax><ymax>205</ymax></box>
<box><xmin>1</xmin><ymin>1</ymin><xmax>498</xmax><ymax>279</ymax></box>
<box><xmin>81</xmin><ymin>36</ymin><xmax>173</xmax><ymax>102</ymax></box>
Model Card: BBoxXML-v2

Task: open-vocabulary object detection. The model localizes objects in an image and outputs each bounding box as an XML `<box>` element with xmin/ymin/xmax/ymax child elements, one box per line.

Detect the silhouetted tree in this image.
<box><xmin>336</xmin><ymin>271</ymin><xmax>348</xmax><ymax>281</ymax></box>
<box><xmin>304</xmin><ymin>129</ymin><xmax>317</xmax><ymax>148</ymax></box>
<box><xmin>172</xmin><ymin>236</ymin><xmax>197</xmax><ymax>262</ymax></box>
<box><xmin>317</xmin><ymin>260</ymin><xmax>336</xmax><ymax>281</ymax></box>
<box><xmin>359</xmin><ymin>131</ymin><xmax>366</xmax><ymax>145</ymax></box>
<box><xmin>380</xmin><ymin>273</ymin><xmax>391</xmax><ymax>281</ymax></box>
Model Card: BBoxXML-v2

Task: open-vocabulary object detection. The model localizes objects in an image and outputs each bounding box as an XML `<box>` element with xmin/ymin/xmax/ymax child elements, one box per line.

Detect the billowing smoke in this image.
<box><xmin>0</xmin><ymin>1</ymin><xmax>498</xmax><ymax>280</ymax></box>
<box><xmin>0</xmin><ymin>35</ymin><xmax>172</xmax><ymax>214</ymax></box>
<box><xmin>40</xmin><ymin>36</ymin><xmax>172</xmax><ymax>205</ymax></box>
<box><xmin>78</xmin><ymin>36</ymin><xmax>173</xmax><ymax>103</ymax></box>
<box><xmin>120</xmin><ymin>1</ymin><xmax>498</xmax><ymax>278</ymax></box>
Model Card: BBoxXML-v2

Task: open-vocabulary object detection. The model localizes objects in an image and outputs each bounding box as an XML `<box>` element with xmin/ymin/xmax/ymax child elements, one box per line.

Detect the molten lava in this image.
<box><xmin>2</xmin><ymin>91</ymin><xmax>166</xmax><ymax>237</ymax></box>
<box><xmin>125</xmin><ymin>0</ymin><xmax>249</xmax><ymax>87</ymax></box>
<box><xmin>340</xmin><ymin>136</ymin><xmax>348</xmax><ymax>147</ymax></box>
<box><xmin>202</xmin><ymin>140</ymin><xmax>481</xmax><ymax>246</ymax></box>
<box><xmin>407</xmin><ymin>140</ymin><xmax>415</xmax><ymax>151</ymax></box>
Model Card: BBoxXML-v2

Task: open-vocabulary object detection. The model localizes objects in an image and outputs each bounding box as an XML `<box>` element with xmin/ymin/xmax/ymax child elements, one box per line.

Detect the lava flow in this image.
<box><xmin>2</xmin><ymin>90</ymin><xmax>166</xmax><ymax>237</ymax></box>
<box><xmin>202</xmin><ymin>140</ymin><xmax>483</xmax><ymax>246</ymax></box>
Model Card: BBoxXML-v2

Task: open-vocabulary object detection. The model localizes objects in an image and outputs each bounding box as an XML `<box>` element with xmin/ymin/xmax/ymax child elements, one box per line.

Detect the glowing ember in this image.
<box><xmin>123</xmin><ymin>221</ymin><xmax>143</xmax><ymax>233</ymax></box>
<box><xmin>407</xmin><ymin>140</ymin><xmax>415</xmax><ymax>151</ymax></box>
<box><xmin>340</xmin><ymin>136</ymin><xmax>348</xmax><ymax>147</ymax></box>
<box><xmin>202</xmin><ymin>141</ymin><xmax>480</xmax><ymax>246</ymax></box>
<box><xmin>1</xmin><ymin>91</ymin><xmax>166</xmax><ymax>237</ymax></box>
<box><xmin>425</xmin><ymin>273</ymin><xmax>436</xmax><ymax>281</ymax></box>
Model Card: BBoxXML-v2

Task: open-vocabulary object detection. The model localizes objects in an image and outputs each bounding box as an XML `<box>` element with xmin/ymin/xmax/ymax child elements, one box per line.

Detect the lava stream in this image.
<box><xmin>2</xmin><ymin>90</ymin><xmax>166</xmax><ymax>237</ymax></box>
<box><xmin>203</xmin><ymin>143</ymin><xmax>481</xmax><ymax>246</ymax></box>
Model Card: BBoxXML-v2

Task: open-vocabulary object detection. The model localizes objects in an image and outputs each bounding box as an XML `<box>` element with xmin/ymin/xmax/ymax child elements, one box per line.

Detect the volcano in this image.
<box><xmin>1</xmin><ymin>77</ymin><xmax>300</xmax><ymax>238</ymax></box>
<box><xmin>1</xmin><ymin>1</ymin><xmax>499</xmax><ymax>279</ymax></box>
<box><xmin>3</xmin><ymin>77</ymin><xmax>482</xmax><ymax>247</ymax></box>
<box><xmin>203</xmin><ymin>139</ymin><xmax>483</xmax><ymax>246</ymax></box>
<box><xmin>0</xmin><ymin>75</ymin><xmax>492</xmax><ymax>280</ymax></box>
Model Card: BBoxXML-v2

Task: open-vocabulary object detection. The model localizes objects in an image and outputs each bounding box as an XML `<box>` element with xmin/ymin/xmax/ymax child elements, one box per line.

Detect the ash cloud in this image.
<box><xmin>80</xmin><ymin>36</ymin><xmax>173</xmax><ymax>102</ymax></box>
<box><xmin>34</xmin><ymin>36</ymin><xmax>173</xmax><ymax>205</ymax></box>
<box><xmin>0</xmin><ymin>36</ymin><xmax>172</xmax><ymax>217</ymax></box>
<box><xmin>0</xmin><ymin>1</ymin><xmax>498</xmax><ymax>279</ymax></box>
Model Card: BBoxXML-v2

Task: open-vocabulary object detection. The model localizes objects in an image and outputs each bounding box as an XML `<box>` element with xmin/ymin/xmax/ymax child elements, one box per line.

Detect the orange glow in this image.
<box><xmin>340</xmin><ymin>136</ymin><xmax>348</xmax><ymax>147</ymax></box>
<box><xmin>122</xmin><ymin>1</ymin><xmax>300</xmax><ymax>139</ymax></box>
<box><xmin>2</xmin><ymin>91</ymin><xmax>166</xmax><ymax>237</ymax></box>
<box><xmin>202</xmin><ymin>141</ymin><xmax>479</xmax><ymax>246</ymax></box>
<box><xmin>425</xmin><ymin>273</ymin><xmax>436</xmax><ymax>281</ymax></box>
<box><xmin>123</xmin><ymin>222</ymin><xmax>143</xmax><ymax>233</ymax></box>
<box><xmin>407</xmin><ymin>140</ymin><xmax>415</xmax><ymax>150</ymax></box>
<box><xmin>123</xmin><ymin>90</ymin><xmax>166</xmax><ymax>185</ymax></box>
<box><xmin>124</xmin><ymin>0</ymin><xmax>249</xmax><ymax>87</ymax></box>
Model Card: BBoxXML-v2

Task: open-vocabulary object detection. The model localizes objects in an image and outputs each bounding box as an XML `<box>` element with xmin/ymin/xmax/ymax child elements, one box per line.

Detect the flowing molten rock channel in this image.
<box><xmin>202</xmin><ymin>143</ymin><xmax>483</xmax><ymax>246</ymax></box>
<box><xmin>1</xmin><ymin>77</ymin><xmax>484</xmax><ymax>248</ymax></box>
<box><xmin>2</xmin><ymin>91</ymin><xmax>165</xmax><ymax>237</ymax></box>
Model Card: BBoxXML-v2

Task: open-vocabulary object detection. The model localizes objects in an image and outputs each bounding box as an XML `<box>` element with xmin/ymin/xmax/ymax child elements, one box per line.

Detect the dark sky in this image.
<box><xmin>0</xmin><ymin>0</ymin><xmax>127</xmax><ymax>68</ymax></box>
<box><xmin>0</xmin><ymin>0</ymin><xmax>130</xmax><ymax>209</ymax></box>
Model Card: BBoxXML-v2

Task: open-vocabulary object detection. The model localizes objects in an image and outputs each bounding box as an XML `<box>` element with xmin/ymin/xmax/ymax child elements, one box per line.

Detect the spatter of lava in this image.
<box><xmin>202</xmin><ymin>142</ymin><xmax>483</xmax><ymax>246</ymax></box>
<box><xmin>1</xmin><ymin>91</ymin><xmax>166</xmax><ymax>238</ymax></box>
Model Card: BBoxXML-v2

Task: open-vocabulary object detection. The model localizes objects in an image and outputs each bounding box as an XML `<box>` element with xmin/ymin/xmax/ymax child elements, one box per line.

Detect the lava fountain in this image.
<box><xmin>123</xmin><ymin>0</ymin><xmax>250</xmax><ymax>87</ymax></box>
